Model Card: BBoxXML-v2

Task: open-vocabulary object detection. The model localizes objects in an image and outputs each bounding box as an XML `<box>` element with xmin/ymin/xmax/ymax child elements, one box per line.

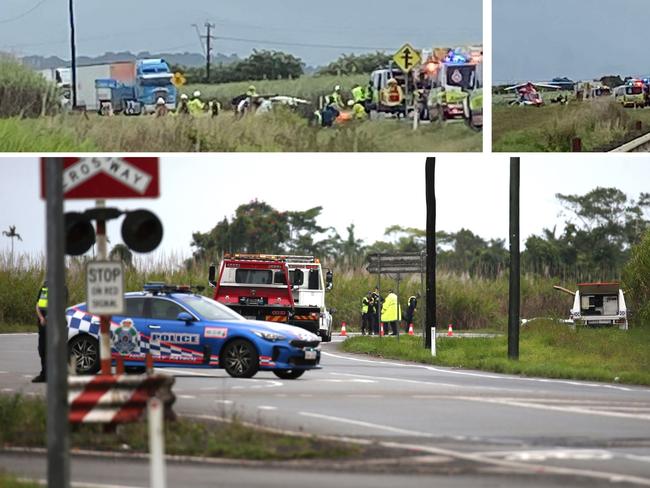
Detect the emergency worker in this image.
<box><xmin>352</xmin><ymin>84</ymin><xmax>365</xmax><ymax>104</ymax></box>
<box><xmin>371</xmin><ymin>288</ymin><xmax>382</xmax><ymax>334</ymax></box>
<box><xmin>188</xmin><ymin>90</ymin><xmax>205</xmax><ymax>115</ymax></box>
<box><xmin>176</xmin><ymin>94</ymin><xmax>190</xmax><ymax>115</ymax></box>
<box><xmin>381</xmin><ymin>289</ymin><xmax>401</xmax><ymax>336</ymax></box>
<box><xmin>361</xmin><ymin>292</ymin><xmax>371</xmax><ymax>335</ymax></box>
<box><xmin>328</xmin><ymin>85</ymin><xmax>344</xmax><ymax>110</ymax></box>
<box><xmin>154</xmin><ymin>97</ymin><xmax>168</xmax><ymax>117</ymax></box>
<box><xmin>246</xmin><ymin>85</ymin><xmax>258</xmax><ymax>98</ymax></box>
<box><xmin>403</xmin><ymin>294</ymin><xmax>418</xmax><ymax>333</ymax></box>
<box><xmin>381</xmin><ymin>78</ymin><xmax>405</xmax><ymax>110</ymax></box>
<box><xmin>33</xmin><ymin>281</ymin><xmax>48</xmax><ymax>382</ymax></box>
<box><xmin>364</xmin><ymin>81</ymin><xmax>374</xmax><ymax>113</ymax></box>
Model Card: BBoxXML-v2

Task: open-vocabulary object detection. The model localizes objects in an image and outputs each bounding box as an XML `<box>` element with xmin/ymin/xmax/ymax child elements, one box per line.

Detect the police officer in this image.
<box><xmin>371</xmin><ymin>288</ymin><xmax>382</xmax><ymax>335</ymax></box>
<box><xmin>381</xmin><ymin>288</ymin><xmax>401</xmax><ymax>336</ymax></box>
<box><xmin>33</xmin><ymin>281</ymin><xmax>48</xmax><ymax>383</ymax></box>
<box><xmin>360</xmin><ymin>292</ymin><xmax>371</xmax><ymax>335</ymax></box>
<box><xmin>403</xmin><ymin>294</ymin><xmax>418</xmax><ymax>333</ymax></box>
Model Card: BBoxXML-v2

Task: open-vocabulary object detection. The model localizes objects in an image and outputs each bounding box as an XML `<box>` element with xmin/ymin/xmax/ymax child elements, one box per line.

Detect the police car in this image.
<box><xmin>66</xmin><ymin>283</ymin><xmax>321</xmax><ymax>379</ymax></box>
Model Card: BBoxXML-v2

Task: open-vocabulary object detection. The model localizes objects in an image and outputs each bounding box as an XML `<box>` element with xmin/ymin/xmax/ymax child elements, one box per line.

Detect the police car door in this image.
<box><xmin>111</xmin><ymin>296</ymin><xmax>147</xmax><ymax>361</ymax></box>
<box><xmin>147</xmin><ymin>297</ymin><xmax>204</xmax><ymax>365</ymax></box>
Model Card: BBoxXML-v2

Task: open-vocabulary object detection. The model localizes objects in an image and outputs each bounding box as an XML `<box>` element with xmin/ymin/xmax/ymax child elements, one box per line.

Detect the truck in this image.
<box><xmin>554</xmin><ymin>282</ymin><xmax>628</xmax><ymax>329</ymax></box>
<box><xmin>38</xmin><ymin>59</ymin><xmax>177</xmax><ymax>113</ymax></box>
<box><xmin>208</xmin><ymin>254</ymin><xmax>334</xmax><ymax>342</ymax></box>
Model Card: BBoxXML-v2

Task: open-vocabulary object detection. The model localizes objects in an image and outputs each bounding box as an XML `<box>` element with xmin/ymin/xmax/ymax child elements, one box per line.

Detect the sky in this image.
<box><xmin>1</xmin><ymin>155</ymin><xmax>649</xmax><ymax>262</ymax></box>
<box><xmin>0</xmin><ymin>0</ymin><xmax>482</xmax><ymax>66</ymax></box>
<box><xmin>493</xmin><ymin>0</ymin><xmax>649</xmax><ymax>84</ymax></box>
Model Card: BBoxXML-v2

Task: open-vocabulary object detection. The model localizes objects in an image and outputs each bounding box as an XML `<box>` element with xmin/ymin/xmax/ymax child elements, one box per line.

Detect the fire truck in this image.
<box><xmin>208</xmin><ymin>254</ymin><xmax>334</xmax><ymax>341</ymax></box>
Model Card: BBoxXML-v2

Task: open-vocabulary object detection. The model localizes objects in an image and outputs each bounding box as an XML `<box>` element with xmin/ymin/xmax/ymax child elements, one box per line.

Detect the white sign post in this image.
<box><xmin>86</xmin><ymin>261</ymin><xmax>125</xmax><ymax>315</ymax></box>
<box><xmin>431</xmin><ymin>327</ymin><xmax>436</xmax><ymax>357</ymax></box>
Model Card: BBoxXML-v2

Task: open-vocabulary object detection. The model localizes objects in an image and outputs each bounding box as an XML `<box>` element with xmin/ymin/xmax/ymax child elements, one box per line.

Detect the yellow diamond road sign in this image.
<box><xmin>172</xmin><ymin>72</ymin><xmax>186</xmax><ymax>87</ymax></box>
<box><xmin>393</xmin><ymin>44</ymin><xmax>421</xmax><ymax>73</ymax></box>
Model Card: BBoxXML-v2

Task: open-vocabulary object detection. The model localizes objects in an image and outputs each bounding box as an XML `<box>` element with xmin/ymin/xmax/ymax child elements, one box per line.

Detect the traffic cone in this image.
<box><xmin>407</xmin><ymin>323</ymin><xmax>414</xmax><ymax>336</ymax></box>
<box><xmin>447</xmin><ymin>324</ymin><xmax>454</xmax><ymax>337</ymax></box>
<box><xmin>379</xmin><ymin>323</ymin><xmax>384</xmax><ymax>337</ymax></box>
<box><xmin>340</xmin><ymin>321</ymin><xmax>347</xmax><ymax>337</ymax></box>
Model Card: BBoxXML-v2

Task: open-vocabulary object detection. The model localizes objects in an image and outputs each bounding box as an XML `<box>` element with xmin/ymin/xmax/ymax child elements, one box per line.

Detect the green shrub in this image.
<box><xmin>0</xmin><ymin>56</ymin><xmax>59</xmax><ymax>118</ymax></box>
<box><xmin>623</xmin><ymin>230</ymin><xmax>650</xmax><ymax>327</ymax></box>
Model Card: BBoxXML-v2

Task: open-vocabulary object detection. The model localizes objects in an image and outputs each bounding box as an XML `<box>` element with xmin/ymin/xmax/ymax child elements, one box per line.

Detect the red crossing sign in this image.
<box><xmin>40</xmin><ymin>157</ymin><xmax>159</xmax><ymax>199</ymax></box>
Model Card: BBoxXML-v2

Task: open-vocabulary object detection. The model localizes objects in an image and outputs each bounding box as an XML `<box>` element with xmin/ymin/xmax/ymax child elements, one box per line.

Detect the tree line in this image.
<box><xmin>188</xmin><ymin>188</ymin><xmax>650</xmax><ymax>281</ymax></box>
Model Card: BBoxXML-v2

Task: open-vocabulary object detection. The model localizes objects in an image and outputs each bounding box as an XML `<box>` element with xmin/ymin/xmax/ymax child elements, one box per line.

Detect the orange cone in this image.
<box><xmin>408</xmin><ymin>323</ymin><xmax>414</xmax><ymax>336</ymax></box>
<box><xmin>379</xmin><ymin>323</ymin><xmax>384</xmax><ymax>337</ymax></box>
<box><xmin>447</xmin><ymin>324</ymin><xmax>454</xmax><ymax>337</ymax></box>
<box><xmin>340</xmin><ymin>321</ymin><xmax>347</xmax><ymax>336</ymax></box>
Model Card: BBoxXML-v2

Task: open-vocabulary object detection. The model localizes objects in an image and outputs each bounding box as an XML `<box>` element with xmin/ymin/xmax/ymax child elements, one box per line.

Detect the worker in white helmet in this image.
<box><xmin>155</xmin><ymin>97</ymin><xmax>168</xmax><ymax>117</ymax></box>
<box><xmin>176</xmin><ymin>93</ymin><xmax>190</xmax><ymax>115</ymax></box>
<box><xmin>327</xmin><ymin>85</ymin><xmax>344</xmax><ymax>109</ymax></box>
<box><xmin>188</xmin><ymin>90</ymin><xmax>205</xmax><ymax>115</ymax></box>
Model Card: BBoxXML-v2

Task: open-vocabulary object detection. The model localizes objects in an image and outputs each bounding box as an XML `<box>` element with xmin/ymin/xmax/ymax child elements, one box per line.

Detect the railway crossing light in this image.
<box><xmin>121</xmin><ymin>209</ymin><xmax>163</xmax><ymax>253</ymax></box>
<box><xmin>65</xmin><ymin>212</ymin><xmax>95</xmax><ymax>256</ymax></box>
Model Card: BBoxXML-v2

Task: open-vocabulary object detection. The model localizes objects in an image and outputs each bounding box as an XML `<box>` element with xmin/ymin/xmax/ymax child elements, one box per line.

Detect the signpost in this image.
<box><xmin>86</xmin><ymin>261</ymin><xmax>124</xmax><ymax>315</ymax></box>
<box><xmin>39</xmin><ymin>157</ymin><xmax>160</xmax><ymax>488</ymax></box>
<box><xmin>393</xmin><ymin>43</ymin><xmax>421</xmax><ymax>73</ymax></box>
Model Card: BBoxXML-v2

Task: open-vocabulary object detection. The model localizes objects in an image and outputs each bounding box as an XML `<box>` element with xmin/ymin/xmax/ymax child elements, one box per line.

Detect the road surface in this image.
<box><xmin>1</xmin><ymin>333</ymin><xmax>649</xmax><ymax>487</ymax></box>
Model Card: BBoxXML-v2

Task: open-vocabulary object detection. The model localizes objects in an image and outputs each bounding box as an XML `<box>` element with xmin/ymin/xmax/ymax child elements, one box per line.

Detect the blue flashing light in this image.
<box><xmin>144</xmin><ymin>282</ymin><xmax>167</xmax><ymax>292</ymax></box>
<box><xmin>444</xmin><ymin>50</ymin><xmax>468</xmax><ymax>64</ymax></box>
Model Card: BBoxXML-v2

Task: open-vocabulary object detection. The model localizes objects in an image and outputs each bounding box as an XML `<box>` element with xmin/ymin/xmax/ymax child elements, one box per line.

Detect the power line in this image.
<box><xmin>0</xmin><ymin>0</ymin><xmax>48</xmax><ymax>24</ymax></box>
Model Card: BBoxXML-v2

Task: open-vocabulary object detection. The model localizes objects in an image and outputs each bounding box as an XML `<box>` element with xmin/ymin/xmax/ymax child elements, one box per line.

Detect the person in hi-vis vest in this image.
<box><xmin>33</xmin><ymin>281</ymin><xmax>48</xmax><ymax>383</ymax></box>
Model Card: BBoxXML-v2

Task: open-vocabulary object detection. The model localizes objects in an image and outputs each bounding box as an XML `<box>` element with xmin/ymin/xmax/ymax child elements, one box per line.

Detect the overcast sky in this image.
<box><xmin>1</xmin><ymin>156</ymin><xmax>649</xmax><ymax>262</ymax></box>
<box><xmin>1</xmin><ymin>0</ymin><xmax>481</xmax><ymax>66</ymax></box>
<box><xmin>494</xmin><ymin>0</ymin><xmax>649</xmax><ymax>84</ymax></box>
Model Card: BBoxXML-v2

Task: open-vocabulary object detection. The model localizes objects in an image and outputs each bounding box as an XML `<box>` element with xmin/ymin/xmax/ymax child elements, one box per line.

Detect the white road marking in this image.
<box><xmin>317</xmin><ymin>378</ymin><xmax>377</xmax><ymax>384</ymax></box>
<box><xmin>454</xmin><ymin>396</ymin><xmax>650</xmax><ymax>421</ymax></box>
<box><xmin>27</xmin><ymin>478</ymin><xmax>143</xmax><ymax>488</ymax></box>
<box><xmin>480</xmin><ymin>449</ymin><xmax>615</xmax><ymax>462</ymax></box>
<box><xmin>322</xmin><ymin>351</ymin><xmax>647</xmax><ymax>393</ymax></box>
<box><xmin>177</xmin><ymin>395</ymin><xmax>196</xmax><ymax>400</ymax></box>
<box><xmin>347</xmin><ymin>394</ymin><xmax>383</xmax><ymax>399</ymax></box>
<box><xmin>214</xmin><ymin>400</ymin><xmax>233</xmax><ymax>405</ymax></box>
<box><xmin>1</xmin><ymin>388</ymin><xmax>14</xmax><ymax>393</ymax></box>
<box><xmin>0</xmin><ymin>370</ymin><xmax>8</xmax><ymax>374</ymax></box>
<box><xmin>257</xmin><ymin>405</ymin><xmax>277</xmax><ymax>411</ymax></box>
<box><xmin>299</xmin><ymin>411</ymin><xmax>434</xmax><ymax>438</ymax></box>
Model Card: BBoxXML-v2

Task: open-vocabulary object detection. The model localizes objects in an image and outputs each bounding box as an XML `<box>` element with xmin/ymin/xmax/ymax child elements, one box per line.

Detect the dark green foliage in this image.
<box><xmin>0</xmin><ymin>56</ymin><xmax>59</xmax><ymax>118</ymax></box>
<box><xmin>317</xmin><ymin>52</ymin><xmax>392</xmax><ymax>76</ymax></box>
<box><xmin>623</xmin><ymin>230</ymin><xmax>650</xmax><ymax>327</ymax></box>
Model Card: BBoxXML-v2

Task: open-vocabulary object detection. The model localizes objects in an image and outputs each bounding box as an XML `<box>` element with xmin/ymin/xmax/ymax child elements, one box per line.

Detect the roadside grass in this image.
<box><xmin>341</xmin><ymin>321</ymin><xmax>650</xmax><ymax>385</ymax></box>
<box><xmin>0</xmin><ymin>110</ymin><xmax>480</xmax><ymax>152</ymax></box>
<box><xmin>493</xmin><ymin>100</ymin><xmax>650</xmax><ymax>152</ymax></box>
<box><xmin>0</xmin><ymin>394</ymin><xmax>360</xmax><ymax>460</ymax></box>
<box><xmin>1</xmin><ymin>254</ymin><xmax>570</xmax><ymax>333</ymax></box>
<box><xmin>0</xmin><ymin>324</ymin><xmax>33</xmax><ymax>334</ymax></box>
<box><xmin>0</xmin><ymin>56</ymin><xmax>58</xmax><ymax>118</ymax></box>
<box><xmin>0</xmin><ymin>473</ymin><xmax>40</xmax><ymax>488</ymax></box>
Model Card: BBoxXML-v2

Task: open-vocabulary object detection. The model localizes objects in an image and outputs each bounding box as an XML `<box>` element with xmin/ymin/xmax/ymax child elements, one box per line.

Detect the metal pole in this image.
<box><xmin>425</xmin><ymin>157</ymin><xmax>436</xmax><ymax>348</ymax></box>
<box><xmin>396</xmin><ymin>273</ymin><xmax>400</xmax><ymax>341</ymax></box>
<box><xmin>95</xmin><ymin>200</ymin><xmax>112</xmax><ymax>375</ymax></box>
<box><xmin>148</xmin><ymin>397</ymin><xmax>166</xmax><ymax>488</ymax></box>
<box><xmin>377</xmin><ymin>254</ymin><xmax>381</xmax><ymax>339</ymax></box>
<box><xmin>68</xmin><ymin>0</ymin><xmax>77</xmax><ymax>108</ymax></box>
<box><xmin>44</xmin><ymin>158</ymin><xmax>70</xmax><ymax>488</ymax></box>
<box><xmin>508</xmin><ymin>157</ymin><xmax>520</xmax><ymax>360</ymax></box>
<box><xmin>420</xmin><ymin>250</ymin><xmax>425</xmax><ymax>345</ymax></box>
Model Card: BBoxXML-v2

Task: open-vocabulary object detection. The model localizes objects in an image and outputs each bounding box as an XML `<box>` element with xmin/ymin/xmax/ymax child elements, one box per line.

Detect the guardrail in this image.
<box><xmin>609</xmin><ymin>132</ymin><xmax>650</xmax><ymax>152</ymax></box>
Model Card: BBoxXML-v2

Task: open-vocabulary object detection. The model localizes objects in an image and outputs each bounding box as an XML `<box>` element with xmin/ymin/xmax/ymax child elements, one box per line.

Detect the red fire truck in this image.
<box><xmin>208</xmin><ymin>254</ymin><xmax>334</xmax><ymax>341</ymax></box>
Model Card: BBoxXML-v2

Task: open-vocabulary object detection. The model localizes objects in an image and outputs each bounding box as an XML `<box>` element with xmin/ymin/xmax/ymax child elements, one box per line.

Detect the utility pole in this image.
<box><xmin>203</xmin><ymin>22</ymin><xmax>215</xmax><ymax>82</ymax></box>
<box><xmin>508</xmin><ymin>157</ymin><xmax>521</xmax><ymax>360</ymax></box>
<box><xmin>425</xmin><ymin>157</ymin><xmax>436</xmax><ymax>349</ymax></box>
<box><xmin>68</xmin><ymin>0</ymin><xmax>77</xmax><ymax>108</ymax></box>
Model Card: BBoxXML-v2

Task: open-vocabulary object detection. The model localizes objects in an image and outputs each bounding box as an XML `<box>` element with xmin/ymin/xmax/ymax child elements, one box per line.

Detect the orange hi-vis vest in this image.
<box><xmin>388</xmin><ymin>86</ymin><xmax>402</xmax><ymax>103</ymax></box>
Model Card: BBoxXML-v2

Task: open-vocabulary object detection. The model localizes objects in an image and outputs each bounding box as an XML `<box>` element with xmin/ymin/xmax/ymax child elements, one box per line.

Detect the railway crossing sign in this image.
<box><xmin>393</xmin><ymin>43</ymin><xmax>421</xmax><ymax>73</ymax></box>
<box><xmin>40</xmin><ymin>157</ymin><xmax>159</xmax><ymax>199</ymax></box>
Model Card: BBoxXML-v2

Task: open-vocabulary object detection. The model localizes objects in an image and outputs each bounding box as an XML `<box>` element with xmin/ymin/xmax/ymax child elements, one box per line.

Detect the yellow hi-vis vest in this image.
<box><xmin>37</xmin><ymin>287</ymin><xmax>48</xmax><ymax>310</ymax></box>
<box><xmin>361</xmin><ymin>297</ymin><xmax>369</xmax><ymax>314</ymax></box>
<box><xmin>381</xmin><ymin>292</ymin><xmax>401</xmax><ymax>322</ymax></box>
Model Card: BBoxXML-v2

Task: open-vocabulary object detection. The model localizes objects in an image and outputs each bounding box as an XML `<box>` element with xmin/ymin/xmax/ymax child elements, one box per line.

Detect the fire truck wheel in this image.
<box><xmin>68</xmin><ymin>335</ymin><xmax>100</xmax><ymax>375</ymax></box>
<box><xmin>222</xmin><ymin>339</ymin><xmax>259</xmax><ymax>378</ymax></box>
<box><xmin>273</xmin><ymin>369</ymin><xmax>305</xmax><ymax>380</ymax></box>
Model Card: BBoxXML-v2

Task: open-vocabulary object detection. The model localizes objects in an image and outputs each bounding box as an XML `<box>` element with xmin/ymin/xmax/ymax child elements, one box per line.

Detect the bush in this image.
<box><xmin>623</xmin><ymin>230</ymin><xmax>650</xmax><ymax>327</ymax></box>
<box><xmin>0</xmin><ymin>56</ymin><xmax>59</xmax><ymax>118</ymax></box>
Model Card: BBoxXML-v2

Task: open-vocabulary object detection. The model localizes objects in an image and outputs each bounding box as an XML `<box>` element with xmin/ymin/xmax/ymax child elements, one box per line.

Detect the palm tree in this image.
<box><xmin>2</xmin><ymin>225</ymin><xmax>22</xmax><ymax>267</ymax></box>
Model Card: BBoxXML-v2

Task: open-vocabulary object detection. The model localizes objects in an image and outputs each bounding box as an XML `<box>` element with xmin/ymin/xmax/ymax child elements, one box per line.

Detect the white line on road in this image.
<box><xmin>214</xmin><ymin>400</ymin><xmax>233</xmax><ymax>405</ymax></box>
<box><xmin>347</xmin><ymin>394</ymin><xmax>383</xmax><ymax>399</ymax></box>
<box><xmin>1</xmin><ymin>388</ymin><xmax>14</xmax><ymax>393</ymax></box>
<box><xmin>322</xmin><ymin>351</ymin><xmax>647</xmax><ymax>393</ymax></box>
<box><xmin>257</xmin><ymin>405</ymin><xmax>277</xmax><ymax>411</ymax></box>
<box><xmin>25</xmin><ymin>478</ymin><xmax>143</xmax><ymax>488</ymax></box>
<box><xmin>299</xmin><ymin>411</ymin><xmax>434</xmax><ymax>438</ymax></box>
<box><xmin>177</xmin><ymin>395</ymin><xmax>196</xmax><ymax>400</ymax></box>
<box><xmin>0</xmin><ymin>371</ymin><xmax>8</xmax><ymax>374</ymax></box>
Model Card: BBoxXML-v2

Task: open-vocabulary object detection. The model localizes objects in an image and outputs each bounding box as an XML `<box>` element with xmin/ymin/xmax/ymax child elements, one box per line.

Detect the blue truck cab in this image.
<box><xmin>135</xmin><ymin>58</ymin><xmax>177</xmax><ymax>113</ymax></box>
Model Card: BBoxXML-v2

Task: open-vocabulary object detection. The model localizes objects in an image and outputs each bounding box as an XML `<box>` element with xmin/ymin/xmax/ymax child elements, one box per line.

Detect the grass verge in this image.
<box><xmin>493</xmin><ymin>100</ymin><xmax>650</xmax><ymax>152</ymax></box>
<box><xmin>0</xmin><ymin>394</ymin><xmax>360</xmax><ymax>460</ymax></box>
<box><xmin>0</xmin><ymin>472</ymin><xmax>39</xmax><ymax>487</ymax></box>
<box><xmin>341</xmin><ymin>321</ymin><xmax>650</xmax><ymax>385</ymax></box>
<box><xmin>0</xmin><ymin>324</ymin><xmax>34</xmax><ymax>334</ymax></box>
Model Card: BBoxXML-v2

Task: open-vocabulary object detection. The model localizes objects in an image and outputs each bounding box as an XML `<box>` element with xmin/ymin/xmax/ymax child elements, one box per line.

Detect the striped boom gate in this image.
<box><xmin>68</xmin><ymin>373</ymin><xmax>175</xmax><ymax>424</ymax></box>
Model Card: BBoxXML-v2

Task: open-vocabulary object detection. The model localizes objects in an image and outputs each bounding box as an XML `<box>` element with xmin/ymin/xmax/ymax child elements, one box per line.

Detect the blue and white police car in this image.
<box><xmin>66</xmin><ymin>283</ymin><xmax>321</xmax><ymax>379</ymax></box>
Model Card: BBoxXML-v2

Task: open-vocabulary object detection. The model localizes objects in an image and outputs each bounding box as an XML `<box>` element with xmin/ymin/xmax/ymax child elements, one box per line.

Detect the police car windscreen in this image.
<box><xmin>176</xmin><ymin>295</ymin><xmax>244</xmax><ymax>321</ymax></box>
<box><xmin>446</xmin><ymin>65</ymin><xmax>475</xmax><ymax>90</ymax></box>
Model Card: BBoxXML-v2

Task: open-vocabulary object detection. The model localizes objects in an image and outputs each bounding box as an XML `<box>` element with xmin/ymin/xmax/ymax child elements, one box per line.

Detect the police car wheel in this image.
<box><xmin>273</xmin><ymin>369</ymin><xmax>305</xmax><ymax>380</ymax></box>
<box><xmin>68</xmin><ymin>335</ymin><xmax>100</xmax><ymax>375</ymax></box>
<box><xmin>222</xmin><ymin>339</ymin><xmax>259</xmax><ymax>378</ymax></box>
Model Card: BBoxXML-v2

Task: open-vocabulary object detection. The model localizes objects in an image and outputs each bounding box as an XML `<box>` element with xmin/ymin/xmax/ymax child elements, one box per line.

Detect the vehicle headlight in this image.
<box><xmin>253</xmin><ymin>330</ymin><xmax>286</xmax><ymax>342</ymax></box>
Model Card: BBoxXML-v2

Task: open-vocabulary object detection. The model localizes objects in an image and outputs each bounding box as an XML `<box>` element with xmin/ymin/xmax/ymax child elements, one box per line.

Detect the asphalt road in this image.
<box><xmin>1</xmin><ymin>333</ymin><xmax>650</xmax><ymax>487</ymax></box>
